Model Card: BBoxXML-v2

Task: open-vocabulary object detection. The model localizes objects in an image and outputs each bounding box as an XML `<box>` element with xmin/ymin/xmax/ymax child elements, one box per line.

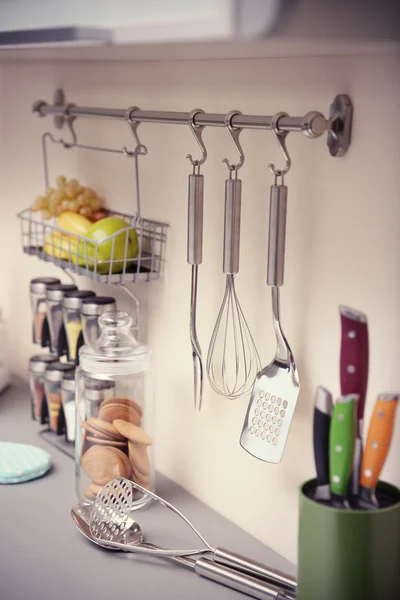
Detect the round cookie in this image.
<box><xmin>86</xmin><ymin>436</ymin><xmax>127</xmax><ymax>449</ymax></box>
<box><xmin>81</xmin><ymin>420</ymin><xmax>115</xmax><ymax>441</ymax></box>
<box><xmin>99</xmin><ymin>404</ymin><xmax>141</xmax><ymax>427</ymax></box>
<box><xmin>100</xmin><ymin>396</ymin><xmax>143</xmax><ymax>417</ymax></box>
<box><xmin>113</xmin><ymin>420</ymin><xmax>152</xmax><ymax>446</ymax></box>
<box><xmin>132</xmin><ymin>467</ymin><xmax>151</xmax><ymax>487</ymax></box>
<box><xmin>87</xmin><ymin>418</ymin><xmax>126</xmax><ymax>441</ymax></box>
<box><xmin>128</xmin><ymin>441</ymin><xmax>150</xmax><ymax>476</ymax></box>
<box><xmin>85</xmin><ymin>482</ymin><xmax>102</xmax><ymax>499</ymax></box>
<box><xmin>81</xmin><ymin>445</ymin><xmax>130</xmax><ymax>485</ymax></box>
<box><xmin>131</xmin><ymin>471</ymin><xmax>151</xmax><ymax>491</ymax></box>
<box><xmin>106</xmin><ymin>446</ymin><xmax>132</xmax><ymax>479</ymax></box>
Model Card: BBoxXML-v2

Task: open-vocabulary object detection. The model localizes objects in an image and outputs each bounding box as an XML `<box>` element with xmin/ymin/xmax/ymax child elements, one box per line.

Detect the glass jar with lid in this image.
<box><xmin>62</xmin><ymin>290</ymin><xmax>96</xmax><ymax>362</ymax></box>
<box><xmin>46</xmin><ymin>284</ymin><xmax>78</xmax><ymax>355</ymax></box>
<box><xmin>75</xmin><ymin>310</ymin><xmax>153</xmax><ymax>506</ymax></box>
<box><xmin>80</xmin><ymin>296</ymin><xmax>116</xmax><ymax>345</ymax></box>
<box><xmin>30</xmin><ymin>277</ymin><xmax>60</xmax><ymax>345</ymax></box>
<box><xmin>44</xmin><ymin>361</ymin><xmax>75</xmax><ymax>433</ymax></box>
<box><xmin>61</xmin><ymin>370</ymin><xmax>76</xmax><ymax>443</ymax></box>
<box><xmin>29</xmin><ymin>353</ymin><xmax>58</xmax><ymax>422</ymax></box>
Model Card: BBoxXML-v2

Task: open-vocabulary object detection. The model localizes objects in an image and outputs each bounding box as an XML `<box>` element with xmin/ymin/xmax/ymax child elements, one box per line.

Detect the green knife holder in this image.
<box><xmin>298</xmin><ymin>479</ymin><xmax>400</xmax><ymax>600</ymax></box>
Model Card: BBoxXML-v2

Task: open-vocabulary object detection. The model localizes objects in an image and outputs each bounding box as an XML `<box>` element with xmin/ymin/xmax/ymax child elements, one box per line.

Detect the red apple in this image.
<box><xmin>91</xmin><ymin>210</ymin><xmax>109</xmax><ymax>222</ymax></box>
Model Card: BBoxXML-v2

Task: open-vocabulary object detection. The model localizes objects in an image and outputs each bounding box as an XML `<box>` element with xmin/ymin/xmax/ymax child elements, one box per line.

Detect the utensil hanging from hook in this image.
<box><xmin>186</xmin><ymin>109</ymin><xmax>207</xmax><ymax>411</ymax></box>
<box><xmin>240</xmin><ymin>113</ymin><xmax>299</xmax><ymax>463</ymax></box>
<box><xmin>206</xmin><ymin>111</ymin><xmax>260</xmax><ymax>400</ymax></box>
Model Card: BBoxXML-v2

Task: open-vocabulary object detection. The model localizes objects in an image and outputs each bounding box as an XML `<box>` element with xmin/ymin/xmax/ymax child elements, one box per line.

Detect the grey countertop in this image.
<box><xmin>0</xmin><ymin>379</ymin><xmax>295</xmax><ymax>600</ymax></box>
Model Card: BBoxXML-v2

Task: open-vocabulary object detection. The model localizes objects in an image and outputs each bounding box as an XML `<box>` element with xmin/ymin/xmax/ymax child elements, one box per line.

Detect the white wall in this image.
<box><xmin>1</xmin><ymin>53</ymin><xmax>400</xmax><ymax>563</ymax></box>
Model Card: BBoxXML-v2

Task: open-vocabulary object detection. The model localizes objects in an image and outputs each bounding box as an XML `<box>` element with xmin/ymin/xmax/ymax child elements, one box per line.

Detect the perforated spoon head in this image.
<box><xmin>90</xmin><ymin>478</ymin><xmax>140</xmax><ymax>542</ymax></box>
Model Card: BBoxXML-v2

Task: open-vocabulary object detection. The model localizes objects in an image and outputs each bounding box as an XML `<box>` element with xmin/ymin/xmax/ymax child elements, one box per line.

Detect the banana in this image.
<box><xmin>43</xmin><ymin>232</ymin><xmax>77</xmax><ymax>260</ymax></box>
<box><xmin>57</xmin><ymin>211</ymin><xmax>92</xmax><ymax>237</ymax></box>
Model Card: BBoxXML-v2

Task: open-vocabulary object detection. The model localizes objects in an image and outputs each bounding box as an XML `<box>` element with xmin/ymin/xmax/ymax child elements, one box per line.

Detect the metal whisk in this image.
<box><xmin>206</xmin><ymin>111</ymin><xmax>261</xmax><ymax>400</ymax></box>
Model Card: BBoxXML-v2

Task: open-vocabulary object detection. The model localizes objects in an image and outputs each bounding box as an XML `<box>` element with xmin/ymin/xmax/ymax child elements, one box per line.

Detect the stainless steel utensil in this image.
<box><xmin>186</xmin><ymin>109</ymin><xmax>207</xmax><ymax>411</ymax></box>
<box><xmin>240</xmin><ymin>124</ymin><xmax>299</xmax><ymax>463</ymax></box>
<box><xmin>206</xmin><ymin>111</ymin><xmax>260</xmax><ymax>399</ymax></box>
<box><xmin>90</xmin><ymin>477</ymin><xmax>296</xmax><ymax>593</ymax></box>
<box><xmin>72</xmin><ymin>503</ymin><xmax>294</xmax><ymax>600</ymax></box>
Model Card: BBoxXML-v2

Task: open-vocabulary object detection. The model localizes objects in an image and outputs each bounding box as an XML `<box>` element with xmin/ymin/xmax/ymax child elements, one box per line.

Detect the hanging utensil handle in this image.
<box><xmin>187</xmin><ymin>173</ymin><xmax>204</xmax><ymax>265</ymax></box>
<box><xmin>267</xmin><ymin>183</ymin><xmax>288</xmax><ymax>287</ymax></box>
<box><xmin>223</xmin><ymin>177</ymin><xmax>242</xmax><ymax>275</ymax></box>
<box><xmin>195</xmin><ymin>557</ymin><xmax>295</xmax><ymax>600</ymax></box>
<box><xmin>213</xmin><ymin>547</ymin><xmax>297</xmax><ymax>593</ymax></box>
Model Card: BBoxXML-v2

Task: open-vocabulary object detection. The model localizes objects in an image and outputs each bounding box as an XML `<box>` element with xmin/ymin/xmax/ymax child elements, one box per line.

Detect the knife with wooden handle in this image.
<box><xmin>339</xmin><ymin>305</ymin><xmax>369</xmax><ymax>495</ymax></box>
<box><xmin>329</xmin><ymin>394</ymin><xmax>358</xmax><ymax>508</ymax></box>
<box><xmin>313</xmin><ymin>386</ymin><xmax>333</xmax><ymax>502</ymax></box>
<box><xmin>357</xmin><ymin>393</ymin><xmax>399</xmax><ymax>509</ymax></box>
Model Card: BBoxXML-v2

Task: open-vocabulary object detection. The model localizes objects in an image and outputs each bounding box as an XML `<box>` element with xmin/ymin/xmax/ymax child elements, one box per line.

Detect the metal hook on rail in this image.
<box><xmin>124</xmin><ymin>106</ymin><xmax>148</xmax><ymax>157</ymax></box>
<box><xmin>186</xmin><ymin>109</ymin><xmax>207</xmax><ymax>171</ymax></box>
<box><xmin>222</xmin><ymin>110</ymin><xmax>245</xmax><ymax>176</ymax></box>
<box><xmin>268</xmin><ymin>112</ymin><xmax>292</xmax><ymax>180</ymax></box>
<box><xmin>60</xmin><ymin>103</ymin><xmax>77</xmax><ymax>149</ymax></box>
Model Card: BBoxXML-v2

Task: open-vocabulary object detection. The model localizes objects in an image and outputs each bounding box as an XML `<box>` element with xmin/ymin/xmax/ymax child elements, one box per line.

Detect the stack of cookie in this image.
<box><xmin>80</xmin><ymin>397</ymin><xmax>152</xmax><ymax>500</ymax></box>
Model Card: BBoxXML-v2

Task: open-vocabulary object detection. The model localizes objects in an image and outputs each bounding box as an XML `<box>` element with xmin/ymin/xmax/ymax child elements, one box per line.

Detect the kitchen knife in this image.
<box><xmin>357</xmin><ymin>393</ymin><xmax>399</xmax><ymax>509</ymax></box>
<box><xmin>313</xmin><ymin>386</ymin><xmax>333</xmax><ymax>502</ymax></box>
<box><xmin>339</xmin><ymin>305</ymin><xmax>369</xmax><ymax>495</ymax></box>
<box><xmin>329</xmin><ymin>394</ymin><xmax>358</xmax><ymax>508</ymax></box>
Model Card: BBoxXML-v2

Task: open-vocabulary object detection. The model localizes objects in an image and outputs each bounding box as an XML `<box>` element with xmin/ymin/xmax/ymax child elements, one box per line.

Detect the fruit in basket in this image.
<box><xmin>43</xmin><ymin>232</ymin><xmax>77</xmax><ymax>260</ymax></box>
<box><xmin>57</xmin><ymin>211</ymin><xmax>91</xmax><ymax>237</ymax></box>
<box><xmin>91</xmin><ymin>210</ymin><xmax>109</xmax><ymax>223</ymax></box>
<box><xmin>30</xmin><ymin>176</ymin><xmax>105</xmax><ymax>220</ymax></box>
<box><xmin>72</xmin><ymin>217</ymin><xmax>139</xmax><ymax>274</ymax></box>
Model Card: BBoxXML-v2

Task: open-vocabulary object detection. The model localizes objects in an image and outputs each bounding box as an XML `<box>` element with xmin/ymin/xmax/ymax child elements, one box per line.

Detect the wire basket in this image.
<box><xmin>18</xmin><ymin>208</ymin><xmax>168</xmax><ymax>284</ymax></box>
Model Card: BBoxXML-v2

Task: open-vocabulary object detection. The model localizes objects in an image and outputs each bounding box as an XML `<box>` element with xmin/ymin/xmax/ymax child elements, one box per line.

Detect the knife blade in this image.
<box><xmin>339</xmin><ymin>305</ymin><xmax>369</xmax><ymax>495</ymax></box>
<box><xmin>313</xmin><ymin>386</ymin><xmax>333</xmax><ymax>502</ymax></box>
<box><xmin>357</xmin><ymin>393</ymin><xmax>399</xmax><ymax>509</ymax></box>
<box><xmin>329</xmin><ymin>394</ymin><xmax>358</xmax><ymax>508</ymax></box>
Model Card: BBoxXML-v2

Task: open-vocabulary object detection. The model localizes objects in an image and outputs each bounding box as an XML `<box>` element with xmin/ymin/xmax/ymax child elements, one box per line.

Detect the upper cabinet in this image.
<box><xmin>0</xmin><ymin>0</ymin><xmax>399</xmax><ymax>61</ymax></box>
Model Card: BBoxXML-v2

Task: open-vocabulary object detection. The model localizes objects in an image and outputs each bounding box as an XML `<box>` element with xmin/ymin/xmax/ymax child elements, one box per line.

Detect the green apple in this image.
<box><xmin>72</xmin><ymin>217</ymin><xmax>139</xmax><ymax>274</ymax></box>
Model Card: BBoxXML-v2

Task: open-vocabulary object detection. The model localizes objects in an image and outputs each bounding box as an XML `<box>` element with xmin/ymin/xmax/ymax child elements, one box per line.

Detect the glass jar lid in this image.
<box><xmin>46</xmin><ymin>284</ymin><xmax>78</xmax><ymax>302</ymax></box>
<box><xmin>85</xmin><ymin>378</ymin><xmax>115</xmax><ymax>401</ymax></box>
<box><xmin>81</xmin><ymin>296</ymin><xmax>116</xmax><ymax>316</ymax></box>
<box><xmin>61</xmin><ymin>369</ymin><xmax>76</xmax><ymax>392</ymax></box>
<box><xmin>79</xmin><ymin>311</ymin><xmax>149</xmax><ymax>375</ymax></box>
<box><xmin>44</xmin><ymin>361</ymin><xmax>76</xmax><ymax>382</ymax></box>
<box><xmin>30</xmin><ymin>277</ymin><xmax>61</xmax><ymax>294</ymax></box>
<box><xmin>63</xmin><ymin>290</ymin><xmax>96</xmax><ymax>310</ymax></box>
<box><xmin>29</xmin><ymin>353</ymin><xmax>59</xmax><ymax>374</ymax></box>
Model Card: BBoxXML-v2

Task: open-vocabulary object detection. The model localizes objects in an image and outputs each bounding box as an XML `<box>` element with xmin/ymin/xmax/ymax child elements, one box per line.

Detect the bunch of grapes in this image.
<box><xmin>30</xmin><ymin>176</ymin><xmax>104</xmax><ymax>220</ymax></box>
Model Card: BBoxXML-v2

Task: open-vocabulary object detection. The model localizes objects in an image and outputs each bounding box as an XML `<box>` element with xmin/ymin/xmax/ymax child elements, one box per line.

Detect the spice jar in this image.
<box><xmin>63</xmin><ymin>290</ymin><xmax>96</xmax><ymax>361</ymax></box>
<box><xmin>61</xmin><ymin>370</ymin><xmax>76</xmax><ymax>443</ymax></box>
<box><xmin>29</xmin><ymin>354</ymin><xmax>58</xmax><ymax>422</ymax></box>
<box><xmin>46</xmin><ymin>284</ymin><xmax>78</xmax><ymax>355</ymax></box>
<box><xmin>81</xmin><ymin>296</ymin><xmax>116</xmax><ymax>345</ymax></box>
<box><xmin>84</xmin><ymin>378</ymin><xmax>116</xmax><ymax>420</ymax></box>
<box><xmin>30</xmin><ymin>277</ymin><xmax>60</xmax><ymax>345</ymax></box>
<box><xmin>44</xmin><ymin>361</ymin><xmax>75</xmax><ymax>433</ymax></box>
<box><xmin>76</xmin><ymin>311</ymin><xmax>154</xmax><ymax>506</ymax></box>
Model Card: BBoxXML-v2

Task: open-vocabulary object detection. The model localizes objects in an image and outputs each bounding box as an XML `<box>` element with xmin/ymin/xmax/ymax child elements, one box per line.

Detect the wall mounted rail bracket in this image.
<box><xmin>327</xmin><ymin>94</ymin><xmax>353</xmax><ymax>157</ymax></box>
<box><xmin>33</xmin><ymin>90</ymin><xmax>353</xmax><ymax>157</ymax></box>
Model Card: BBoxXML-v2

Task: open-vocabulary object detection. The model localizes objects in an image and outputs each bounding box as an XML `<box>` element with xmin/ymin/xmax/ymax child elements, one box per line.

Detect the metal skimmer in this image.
<box><xmin>240</xmin><ymin>118</ymin><xmax>300</xmax><ymax>463</ymax></box>
<box><xmin>89</xmin><ymin>477</ymin><xmax>297</xmax><ymax>593</ymax></box>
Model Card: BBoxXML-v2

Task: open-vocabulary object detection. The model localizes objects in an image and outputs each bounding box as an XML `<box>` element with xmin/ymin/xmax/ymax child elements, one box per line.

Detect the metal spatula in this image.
<box><xmin>240</xmin><ymin>176</ymin><xmax>299</xmax><ymax>463</ymax></box>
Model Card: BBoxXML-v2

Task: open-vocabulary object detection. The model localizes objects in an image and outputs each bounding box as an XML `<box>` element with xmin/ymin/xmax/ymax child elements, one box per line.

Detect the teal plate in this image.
<box><xmin>0</xmin><ymin>441</ymin><xmax>51</xmax><ymax>484</ymax></box>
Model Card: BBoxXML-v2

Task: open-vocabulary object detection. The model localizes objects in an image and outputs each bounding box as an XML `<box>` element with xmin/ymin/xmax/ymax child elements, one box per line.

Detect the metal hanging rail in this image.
<box><xmin>33</xmin><ymin>90</ymin><xmax>353</xmax><ymax>157</ymax></box>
